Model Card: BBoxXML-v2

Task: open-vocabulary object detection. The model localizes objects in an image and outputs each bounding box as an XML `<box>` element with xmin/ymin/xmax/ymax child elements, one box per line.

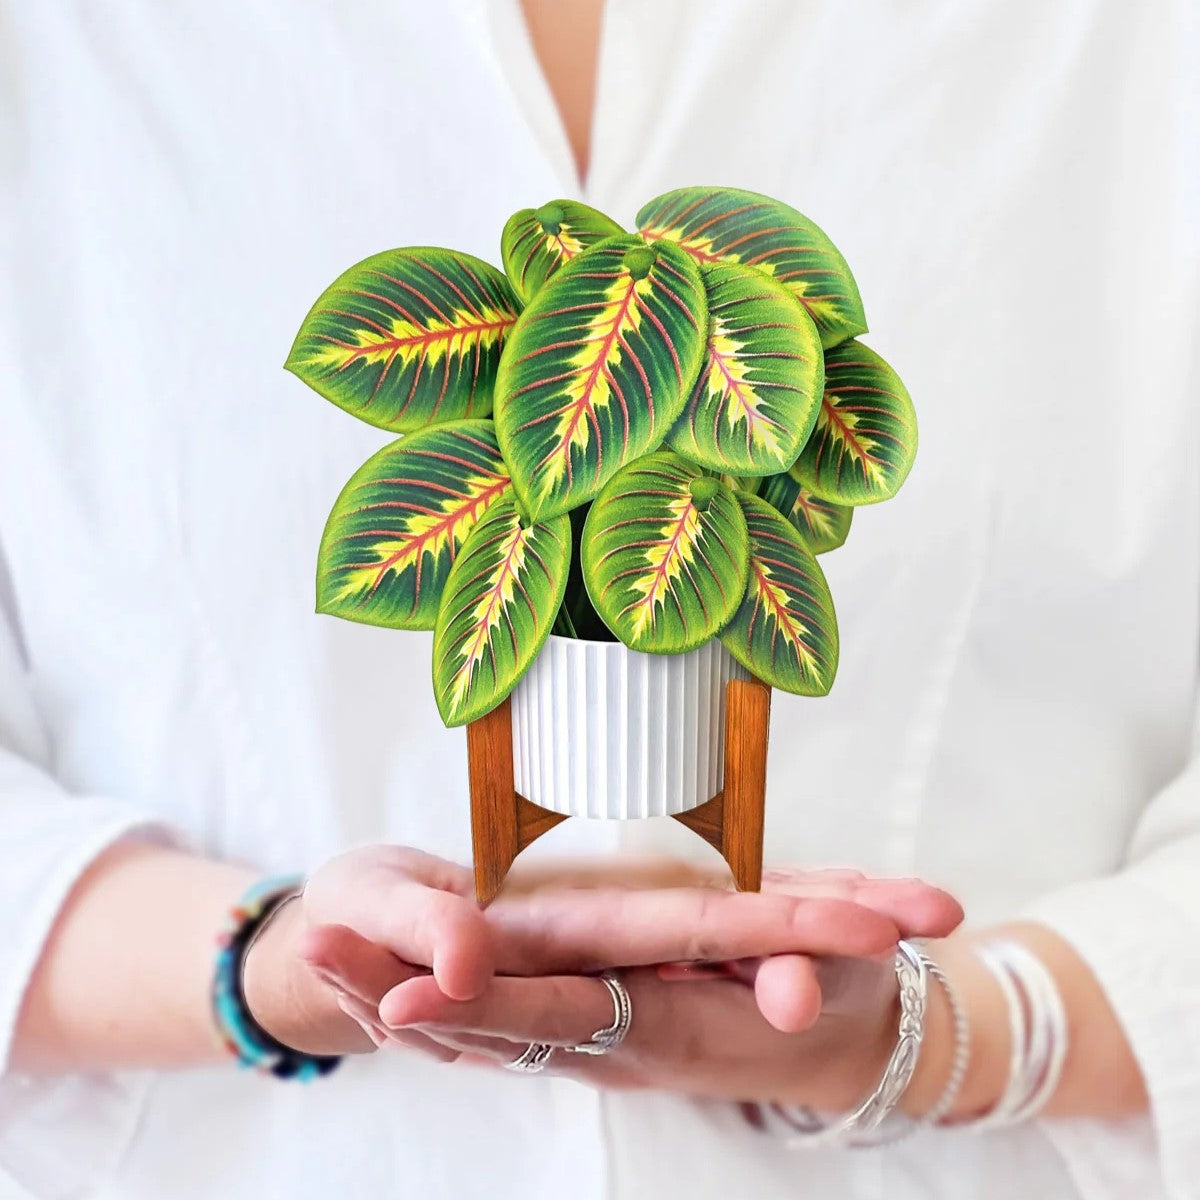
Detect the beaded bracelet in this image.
<box><xmin>211</xmin><ymin>874</ymin><xmax>342</xmax><ymax>1081</ymax></box>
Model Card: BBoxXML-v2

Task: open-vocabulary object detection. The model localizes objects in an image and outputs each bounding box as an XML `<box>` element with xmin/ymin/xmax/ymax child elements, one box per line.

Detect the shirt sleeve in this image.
<box><xmin>1021</xmin><ymin>704</ymin><xmax>1200</xmax><ymax>1200</ymax></box>
<box><xmin>0</xmin><ymin>553</ymin><xmax>181</xmax><ymax>1196</ymax></box>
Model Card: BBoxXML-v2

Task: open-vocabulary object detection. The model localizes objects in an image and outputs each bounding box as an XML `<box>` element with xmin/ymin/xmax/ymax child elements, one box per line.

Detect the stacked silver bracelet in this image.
<box><xmin>968</xmin><ymin>939</ymin><xmax>1068</xmax><ymax>1127</ymax></box>
<box><xmin>747</xmin><ymin>936</ymin><xmax>1067</xmax><ymax>1147</ymax></box>
<box><xmin>752</xmin><ymin>941</ymin><xmax>971</xmax><ymax>1149</ymax></box>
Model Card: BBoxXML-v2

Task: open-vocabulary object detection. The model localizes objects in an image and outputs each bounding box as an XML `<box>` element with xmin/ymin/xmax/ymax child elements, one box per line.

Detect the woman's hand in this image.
<box><xmin>243</xmin><ymin>851</ymin><xmax>961</xmax><ymax>1060</ymax></box>
<box><xmin>242</xmin><ymin>845</ymin><xmax>495</xmax><ymax>1057</ymax></box>
<box><xmin>279</xmin><ymin>857</ymin><xmax>961</xmax><ymax>1075</ymax></box>
<box><xmin>364</xmin><ymin>867</ymin><xmax>961</xmax><ymax>1107</ymax></box>
<box><xmin>378</xmin><ymin>953</ymin><xmax>902</xmax><ymax>1110</ymax></box>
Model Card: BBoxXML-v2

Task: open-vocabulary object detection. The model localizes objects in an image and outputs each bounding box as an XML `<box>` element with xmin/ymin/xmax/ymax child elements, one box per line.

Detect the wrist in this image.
<box><xmin>900</xmin><ymin>937</ymin><xmax>1009</xmax><ymax>1119</ymax></box>
<box><xmin>241</xmin><ymin>895</ymin><xmax>352</xmax><ymax>1056</ymax></box>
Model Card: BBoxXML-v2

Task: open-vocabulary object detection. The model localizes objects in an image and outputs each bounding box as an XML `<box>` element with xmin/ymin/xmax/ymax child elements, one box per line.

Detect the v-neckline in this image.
<box><xmin>482</xmin><ymin>0</ymin><xmax>607</xmax><ymax>200</ymax></box>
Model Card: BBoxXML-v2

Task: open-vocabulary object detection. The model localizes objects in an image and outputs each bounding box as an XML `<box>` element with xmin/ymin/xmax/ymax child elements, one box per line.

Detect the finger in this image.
<box><xmin>751</xmin><ymin>954</ymin><xmax>822</xmax><ymax>1033</ymax></box>
<box><xmin>324</xmin><ymin>875</ymin><xmax>494</xmax><ymax>1001</ymax></box>
<box><xmin>810</xmin><ymin>955</ymin><xmax>897</xmax><ymax>1015</ymax></box>
<box><xmin>300</xmin><ymin>923</ymin><xmax>423</xmax><ymax>1005</ymax></box>
<box><xmin>414</xmin><ymin>1027</ymin><xmax>526</xmax><ymax>1060</ymax></box>
<box><xmin>412</xmin><ymin>1025</ymin><xmax>636</xmax><ymax>1087</ymax></box>
<box><xmin>762</xmin><ymin>870</ymin><xmax>963</xmax><ymax>940</ymax></box>
<box><xmin>681</xmin><ymin>951</ymin><xmax>898</xmax><ymax>1025</ymax></box>
<box><xmin>334</xmin><ymin>994</ymin><xmax>388</xmax><ymax>1049</ymax></box>
<box><xmin>419</xmin><ymin>1031</ymin><xmax>638</xmax><ymax>1089</ymax></box>
<box><xmin>386</xmin><ymin>1027</ymin><xmax>463</xmax><ymax>1063</ymax></box>
<box><xmin>362</xmin><ymin>846</ymin><xmax>476</xmax><ymax>898</ymax></box>
<box><xmin>380</xmin><ymin>972</ymin><xmax>617</xmax><ymax>1048</ymax></box>
<box><xmin>333</xmin><ymin>990</ymin><xmax>461</xmax><ymax>1063</ymax></box>
<box><xmin>854</xmin><ymin>878</ymin><xmax>963</xmax><ymax>939</ymax></box>
<box><xmin>488</xmin><ymin>889</ymin><xmax>899</xmax><ymax>973</ymax></box>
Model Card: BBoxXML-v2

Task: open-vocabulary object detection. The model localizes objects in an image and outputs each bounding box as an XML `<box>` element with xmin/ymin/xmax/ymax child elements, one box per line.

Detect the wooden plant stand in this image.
<box><xmin>466</xmin><ymin>678</ymin><xmax>771</xmax><ymax>905</ymax></box>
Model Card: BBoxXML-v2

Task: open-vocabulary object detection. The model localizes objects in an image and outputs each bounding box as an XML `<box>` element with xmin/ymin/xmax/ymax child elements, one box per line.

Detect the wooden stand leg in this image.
<box><xmin>720</xmin><ymin>678</ymin><xmax>769</xmax><ymax>891</ymax></box>
<box><xmin>672</xmin><ymin>678</ymin><xmax>770</xmax><ymax>891</ymax></box>
<box><xmin>466</xmin><ymin>698</ymin><xmax>566</xmax><ymax>905</ymax></box>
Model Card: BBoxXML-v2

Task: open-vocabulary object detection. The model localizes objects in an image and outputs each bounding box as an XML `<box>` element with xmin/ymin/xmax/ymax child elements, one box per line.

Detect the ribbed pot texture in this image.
<box><xmin>509</xmin><ymin>635</ymin><xmax>750</xmax><ymax>819</ymax></box>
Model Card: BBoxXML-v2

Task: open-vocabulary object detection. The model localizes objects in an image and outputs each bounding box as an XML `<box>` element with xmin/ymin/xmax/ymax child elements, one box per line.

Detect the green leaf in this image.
<box><xmin>501</xmin><ymin>200</ymin><xmax>625</xmax><ymax>302</ymax></box>
<box><xmin>581</xmin><ymin>451</ymin><xmax>749</xmax><ymax>653</ymax></box>
<box><xmin>286</xmin><ymin>247</ymin><xmax>521</xmax><ymax>433</ymax></box>
<box><xmin>666</xmin><ymin>261</ymin><xmax>824</xmax><ymax>476</ymax></box>
<box><xmin>493</xmin><ymin>235</ymin><xmax>707</xmax><ymax>522</ymax></box>
<box><xmin>792</xmin><ymin>340</ymin><xmax>917</xmax><ymax>504</ymax></box>
<box><xmin>636</xmin><ymin>186</ymin><xmax>866</xmax><ymax>349</ymax></box>
<box><xmin>432</xmin><ymin>495</ymin><xmax>571</xmax><ymax>726</ymax></box>
<box><xmin>758</xmin><ymin>470</ymin><xmax>852</xmax><ymax>554</ymax></box>
<box><xmin>316</xmin><ymin>421</ymin><xmax>511</xmax><ymax>630</ymax></box>
<box><xmin>720</xmin><ymin>493</ymin><xmax>839</xmax><ymax>695</ymax></box>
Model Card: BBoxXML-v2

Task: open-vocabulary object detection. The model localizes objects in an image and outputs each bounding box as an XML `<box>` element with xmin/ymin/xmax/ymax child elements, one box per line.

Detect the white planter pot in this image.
<box><xmin>510</xmin><ymin>635</ymin><xmax>751</xmax><ymax>819</ymax></box>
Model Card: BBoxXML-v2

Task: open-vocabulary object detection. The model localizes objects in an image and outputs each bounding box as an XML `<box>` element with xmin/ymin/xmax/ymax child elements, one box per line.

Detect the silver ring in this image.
<box><xmin>564</xmin><ymin>970</ymin><xmax>632</xmax><ymax>1056</ymax></box>
<box><xmin>504</xmin><ymin>1041</ymin><xmax>554</xmax><ymax>1074</ymax></box>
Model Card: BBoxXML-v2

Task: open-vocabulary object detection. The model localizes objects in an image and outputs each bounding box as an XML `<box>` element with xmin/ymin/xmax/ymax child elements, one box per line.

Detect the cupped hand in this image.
<box><xmin>371</xmin><ymin>866</ymin><xmax>961</xmax><ymax>1106</ymax></box>
<box><xmin>241</xmin><ymin>845</ymin><xmax>495</xmax><ymax>1057</ymax></box>
<box><xmin>278</xmin><ymin>853</ymin><xmax>960</xmax><ymax>1067</ymax></box>
<box><xmin>379</xmin><ymin>952</ymin><xmax>902</xmax><ymax>1109</ymax></box>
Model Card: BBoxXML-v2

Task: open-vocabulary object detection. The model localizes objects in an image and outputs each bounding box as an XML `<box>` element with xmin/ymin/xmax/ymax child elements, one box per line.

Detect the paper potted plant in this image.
<box><xmin>286</xmin><ymin>187</ymin><xmax>917</xmax><ymax>902</ymax></box>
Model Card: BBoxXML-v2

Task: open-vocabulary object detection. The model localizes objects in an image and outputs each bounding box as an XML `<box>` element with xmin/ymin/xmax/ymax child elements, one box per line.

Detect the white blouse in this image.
<box><xmin>0</xmin><ymin>1</ymin><xmax>1197</xmax><ymax>1197</ymax></box>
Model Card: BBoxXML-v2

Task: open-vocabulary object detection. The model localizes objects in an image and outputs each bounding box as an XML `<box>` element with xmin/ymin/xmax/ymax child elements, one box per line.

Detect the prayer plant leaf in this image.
<box><xmin>666</xmin><ymin>261</ymin><xmax>824</xmax><ymax>476</ymax></box>
<box><xmin>317</xmin><ymin>421</ymin><xmax>512</xmax><ymax>631</ymax></box>
<box><xmin>758</xmin><ymin>470</ymin><xmax>853</xmax><ymax>555</ymax></box>
<box><xmin>581</xmin><ymin>451</ymin><xmax>749</xmax><ymax>654</ymax></box>
<box><xmin>636</xmin><ymin>186</ymin><xmax>866</xmax><ymax>349</ymax></box>
<box><xmin>721</xmin><ymin>493</ymin><xmax>839</xmax><ymax>696</ymax></box>
<box><xmin>432</xmin><ymin>495</ymin><xmax>571</xmax><ymax>727</ymax></box>
<box><xmin>286</xmin><ymin>248</ymin><xmax>522</xmax><ymax>433</ymax></box>
<box><xmin>501</xmin><ymin>200</ymin><xmax>626</xmax><ymax>302</ymax></box>
<box><xmin>493</xmin><ymin>235</ymin><xmax>707</xmax><ymax>523</ymax></box>
<box><xmin>792</xmin><ymin>339</ymin><xmax>917</xmax><ymax>505</ymax></box>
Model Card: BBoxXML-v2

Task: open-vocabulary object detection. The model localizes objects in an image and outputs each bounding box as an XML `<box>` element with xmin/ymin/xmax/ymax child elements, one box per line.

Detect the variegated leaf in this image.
<box><xmin>667</xmin><ymin>261</ymin><xmax>824</xmax><ymax>476</ymax></box>
<box><xmin>286</xmin><ymin>248</ymin><xmax>521</xmax><ymax>433</ymax></box>
<box><xmin>494</xmin><ymin>235</ymin><xmax>707</xmax><ymax>522</ymax></box>
<box><xmin>792</xmin><ymin>340</ymin><xmax>917</xmax><ymax>504</ymax></box>
<box><xmin>758</xmin><ymin>469</ymin><xmax>852</xmax><ymax>554</ymax></box>
<box><xmin>637</xmin><ymin>186</ymin><xmax>866</xmax><ymax>348</ymax></box>
<box><xmin>501</xmin><ymin>200</ymin><xmax>625</xmax><ymax>301</ymax></box>
<box><xmin>432</xmin><ymin>496</ymin><xmax>571</xmax><ymax>726</ymax></box>
<box><xmin>317</xmin><ymin>421</ymin><xmax>511</xmax><ymax>630</ymax></box>
<box><xmin>582</xmin><ymin>452</ymin><xmax>749</xmax><ymax>653</ymax></box>
<box><xmin>721</xmin><ymin>493</ymin><xmax>839</xmax><ymax>695</ymax></box>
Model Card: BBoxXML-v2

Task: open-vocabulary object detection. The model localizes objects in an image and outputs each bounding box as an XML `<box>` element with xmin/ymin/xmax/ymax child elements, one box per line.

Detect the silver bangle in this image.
<box><xmin>920</xmin><ymin>955</ymin><xmax>971</xmax><ymax>1127</ymax></box>
<box><xmin>767</xmin><ymin>940</ymin><xmax>929</xmax><ymax>1149</ymax></box>
<box><xmin>970</xmin><ymin>942</ymin><xmax>1029</xmax><ymax>1129</ymax></box>
<box><xmin>850</xmin><ymin>947</ymin><xmax>971</xmax><ymax>1146</ymax></box>
<box><xmin>1003</xmin><ymin>942</ymin><xmax>1067</xmax><ymax>1122</ymax></box>
<box><xmin>969</xmin><ymin>940</ymin><xmax>1067</xmax><ymax>1128</ymax></box>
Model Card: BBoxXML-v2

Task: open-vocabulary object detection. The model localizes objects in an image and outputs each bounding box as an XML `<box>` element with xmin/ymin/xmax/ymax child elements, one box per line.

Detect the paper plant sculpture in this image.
<box><xmin>287</xmin><ymin>187</ymin><xmax>918</xmax><ymax>898</ymax></box>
